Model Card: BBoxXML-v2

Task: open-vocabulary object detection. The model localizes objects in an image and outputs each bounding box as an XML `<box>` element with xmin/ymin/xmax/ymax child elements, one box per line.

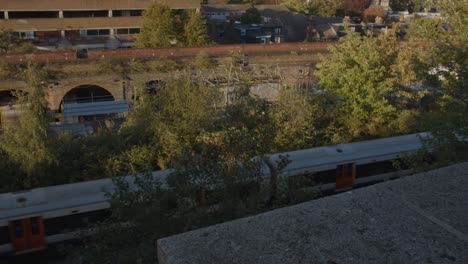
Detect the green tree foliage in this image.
<box><xmin>95</xmin><ymin>59</ymin><xmax>124</xmax><ymax>75</ymax></box>
<box><xmin>0</xmin><ymin>29</ymin><xmax>36</xmax><ymax>54</ymax></box>
<box><xmin>390</xmin><ymin>0</ymin><xmax>414</xmax><ymax>12</ymax></box>
<box><xmin>0</xmin><ymin>64</ymin><xmax>55</xmax><ymax>189</ymax></box>
<box><xmin>240</xmin><ymin>7</ymin><xmax>262</xmax><ymax>24</ymax></box>
<box><xmin>192</xmin><ymin>51</ymin><xmax>216</xmax><ymax>69</ymax></box>
<box><xmin>406</xmin><ymin>17</ymin><xmax>444</xmax><ymax>41</ymax></box>
<box><xmin>0</xmin><ymin>61</ymin><xmax>20</xmax><ymax>80</ymax></box>
<box><xmin>271</xmin><ymin>86</ymin><xmax>325</xmax><ymax>151</ymax></box>
<box><xmin>282</xmin><ymin>0</ymin><xmax>344</xmax><ymax>16</ymax></box>
<box><xmin>118</xmin><ymin>73</ymin><xmax>221</xmax><ymax>170</ymax></box>
<box><xmin>407</xmin><ymin>0</ymin><xmax>468</xmax><ymax>163</ymax></box>
<box><xmin>184</xmin><ymin>11</ymin><xmax>209</xmax><ymax>46</ymax></box>
<box><xmin>390</xmin><ymin>0</ymin><xmax>426</xmax><ymax>12</ymax></box>
<box><xmin>136</xmin><ymin>2</ymin><xmax>176</xmax><ymax>48</ymax></box>
<box><xmin>315</xmin><ymin>28</ymin><xmax>405</xmax><ymax>141</ymax></box>
<box><xmin>310</xmin><ymin>0</ymin><xmax>345</xmax><ymax>17</ymax></box>
<box><xmin>282</xmin><ymin>0</ymin><xmax>311</xmax><ymax>14</ymax></box>
<box><xmin>136</xmin><ymin>3</ymin><xmax>210</xmax><ymax>48</ymax></box>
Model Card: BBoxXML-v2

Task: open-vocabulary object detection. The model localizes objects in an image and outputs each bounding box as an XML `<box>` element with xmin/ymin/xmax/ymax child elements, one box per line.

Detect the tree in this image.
<box><xmin>390</xmin><ymin>0</ymin><xmax>426</xmax><ymax>13</ymax></box>
<box><xmin>282</xmin><ymin>0</ymin><xmax>345</xmax><ymax>16</ymax></box>
<box><xmin>315</xmin><ymin>27</ymin><xmax>402</xmax><ymax>141</ymax></box>
<box><xmin>120</xmin><ymin>73</ymin><xmax>221</xmax><ymax>169</ymax></box>
<box><xmin>0</xmin><ymin>63</ymin><xmax>56</xmax><ymax>189</ymax></box>
<box><xmin>406</xmin><ymin>17</ymin><xmax>444</xmax><ymax>41</ymax></box>
<box><xmin>0</xmin><ymin>29</ymin><xmax>35</xmax><ymax>54</ymax></box>
<box><xmin>240</xmin><ymin>7</ymin><xmax>262</xmax><ymax>24</ymax></box>
<box><xmin>363</xmin><ymin>5</ymin><xmax>387</xmax><ymax>23</ymax></box>
<box><xmin>136</xmin><ymin>2</ymin><xmax>176</xmax><ymax>48</ymax></box>
<box><xmin>271</xmin><ymin>86</ymin><xmax>325</xmax><ymax>151</ymax></box>
<box><xmin>310</xmin><ymin>0</ymin><xmax>345</xmax><ymax>17</ymax></box>
<box><xmin>184</xmin><ymin>11</ymin><xmax>209</xmax><ymax>46</ymax></box>
<box><xmin>407</xmin><ymin>0</ymin><xmax>468</xmax><ymax>164</ymax></box>
<box><xmin>341</xmin><ymin>0</ymin><xmax>370</xmax><ymax>15</ymax></box>
<box><xmin>281</xmin><ymin>0</ymin><xmax>311</xmax><ymax>14</ymax></box>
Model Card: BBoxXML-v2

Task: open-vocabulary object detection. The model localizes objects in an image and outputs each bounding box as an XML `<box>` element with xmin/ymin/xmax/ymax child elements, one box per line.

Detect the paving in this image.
<box><xmin>157</xmin><ymin>163</ymin><xmax>468</xmax><ymax>264</ymax></box>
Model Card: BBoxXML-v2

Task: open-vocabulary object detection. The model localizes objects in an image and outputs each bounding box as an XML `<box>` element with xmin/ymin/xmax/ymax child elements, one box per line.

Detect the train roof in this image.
<box><xmin>0</xmin><ymin>170</ymin><xmax>171</xmax><ymax>224</ymax></box>
<box><xmin>267</xmin><ymin>132</ymin><xmax>429</xmax><ymax>175</ymax></box>
<box><xmin>0</xmin><ymin>133</ymin><xmax>428</xmax><ymax>223</ymax></box>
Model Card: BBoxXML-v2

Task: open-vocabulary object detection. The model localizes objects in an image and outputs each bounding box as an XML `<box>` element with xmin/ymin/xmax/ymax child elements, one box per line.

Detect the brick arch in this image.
<box><xmin>51</xmin><ymin>82</ymin><xmax>117</xmax><ymax>111</ymax></box>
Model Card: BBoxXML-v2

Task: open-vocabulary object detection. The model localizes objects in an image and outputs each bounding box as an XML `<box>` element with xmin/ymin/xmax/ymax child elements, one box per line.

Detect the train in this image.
<box><xmin>0</xmin><ymin>132</ymin><xmax>429</xmax><ymax>255</ymax></box>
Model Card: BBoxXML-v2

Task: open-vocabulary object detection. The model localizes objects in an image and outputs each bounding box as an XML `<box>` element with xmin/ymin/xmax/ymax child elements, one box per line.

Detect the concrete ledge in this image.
<box><xmin>157</xmin><ymin>163</ymin><xmax>468</xmax><ymax>264</ymax></box>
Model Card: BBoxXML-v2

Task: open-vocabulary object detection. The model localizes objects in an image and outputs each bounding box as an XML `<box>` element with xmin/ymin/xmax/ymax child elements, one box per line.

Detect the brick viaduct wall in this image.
<box><xmin>0</xmin><ymin>42</ymin><xmax>336</xmax><ymax>64</ymax></box>
<box><xmin>46</xmin><ymin>77</ymin><xmax>125</xmax><ymax>111</ymax></box>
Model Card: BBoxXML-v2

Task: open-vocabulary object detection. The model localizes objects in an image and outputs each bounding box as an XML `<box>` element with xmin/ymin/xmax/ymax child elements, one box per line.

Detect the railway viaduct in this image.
<box><xmin>0</xmin><ymin>76</ymin><xmax>126</xmax><ymax>111</ymax></box>
<box><xmin>0</xmin><ymin>43</ymin><xmax>332</xmax><ymax>112</ymax></box>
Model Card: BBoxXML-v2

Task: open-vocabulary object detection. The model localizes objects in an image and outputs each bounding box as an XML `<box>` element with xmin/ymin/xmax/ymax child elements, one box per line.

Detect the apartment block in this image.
<box><xmin>0</xmin><ymin>0</ymin><xmax>200</xmax><ymax>50</ymax></box>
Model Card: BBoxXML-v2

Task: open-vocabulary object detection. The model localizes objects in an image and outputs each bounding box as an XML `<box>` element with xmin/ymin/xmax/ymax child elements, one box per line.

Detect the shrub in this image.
<box><xmin>149</xmin><ymin>56</ymin><xmax>180</xmax><ymax>72</ymax></box>
<box><xmin>193</xmin><ymin>52</ymin><xmax>215</xmax><ymax>69</ymax></box>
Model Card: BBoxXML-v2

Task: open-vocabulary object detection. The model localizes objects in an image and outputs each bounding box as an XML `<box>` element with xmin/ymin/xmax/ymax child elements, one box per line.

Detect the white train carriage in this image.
<box><xmin>0</xmin><ymin>132</ymin><xmax>428</xmax><ymax>255</ymax></box>
<box><xmin>266</xmin><ymin>132</ymin><xmax>428</xmax><ymax>190</ymax></box>
<box><xmin>0</xmin><ymin>170</ymin><xmax>171</xmax><ymax>255</ymax></box>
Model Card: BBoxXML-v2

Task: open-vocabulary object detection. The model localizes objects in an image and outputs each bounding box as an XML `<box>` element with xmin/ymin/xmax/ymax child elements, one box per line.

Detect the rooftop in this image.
<box><xmin>0</xmin><ymin>0</ymin><xmax>199</xmax><ymax>11</ymax></box>
<box><xmin>158</xmin><ymin>162</ymin><xmax>468</xmax><ymax>264</ymax></box>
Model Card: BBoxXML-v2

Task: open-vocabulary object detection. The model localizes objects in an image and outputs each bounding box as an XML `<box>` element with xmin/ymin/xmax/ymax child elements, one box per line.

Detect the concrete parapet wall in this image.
<box><xmin>157</xmin><ymin>163</ymin><xmax>468</xmax><ymax>264</ymax></box>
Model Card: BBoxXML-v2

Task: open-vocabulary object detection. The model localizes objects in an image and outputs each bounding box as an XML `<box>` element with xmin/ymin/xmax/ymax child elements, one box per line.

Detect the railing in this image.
<box><xmin>62</xmin><ymin>95</ymin><xmax>115</xmax><ymax>104</ymax></box>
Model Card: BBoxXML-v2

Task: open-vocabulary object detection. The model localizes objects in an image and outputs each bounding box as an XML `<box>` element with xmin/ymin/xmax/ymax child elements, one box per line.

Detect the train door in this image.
<box><xmin>336</xmin><ymin>162</ymin><xmax>355</xmax><ymax>191</ymax></box>
<box><xmin>9</xmin><ymin>216</ymin><xmax>45</xmax><ymax>254</ymax></box>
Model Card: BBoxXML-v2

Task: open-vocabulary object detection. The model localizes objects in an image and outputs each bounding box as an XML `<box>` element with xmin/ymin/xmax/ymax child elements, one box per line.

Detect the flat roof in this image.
<box><xmin>0</xmin><ymin>0</ymin><xmax>199</xmax><ymax>11</ymax></box>
<box><xmin>158</xmin><ymin>162</ymin><xmax>468</xmax><ymax>264</ymax></box>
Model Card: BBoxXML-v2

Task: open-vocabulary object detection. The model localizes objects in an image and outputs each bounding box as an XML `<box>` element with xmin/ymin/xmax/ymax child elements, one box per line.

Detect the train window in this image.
<box><xmin>0</xmin><ymin>226</ymin><xmax>10</xmax><ymax>244</ymax></box>
<box><xmin>13</xmin><ymin>221</ymin><xmax>23</xmax><ymax>238</ymax></box>
<box><xmin>31</xmin><ymin>217</ymin><xmax>40</xmax><ymax>235</ymax></box>
<box><xmin>336</xmin><ymin>165</ymin><xmax>343</xmax><ymax>176</ymax></box>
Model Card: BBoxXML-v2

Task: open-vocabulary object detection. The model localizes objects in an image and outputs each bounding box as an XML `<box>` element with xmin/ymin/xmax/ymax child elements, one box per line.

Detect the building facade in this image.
<box><xmin>0</xmin><ymin>0</ymin><xmax>199</xmax><ymax>50</ymax></box>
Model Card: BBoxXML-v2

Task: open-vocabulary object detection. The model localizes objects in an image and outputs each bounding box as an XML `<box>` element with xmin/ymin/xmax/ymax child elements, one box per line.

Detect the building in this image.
<box><xmin>371</xmin><ymin>0</ymin><xmax>390</xmax><ymax>8</ymax></box>
<box><xmin>234</xmin><ymin>24</ymin><xmax>283</xmax><ymax>44</ymax></box>
<box><xmin>0</xmin><ymin>0</ymin><xmax>200</xmax><ymax>50</ymax></box>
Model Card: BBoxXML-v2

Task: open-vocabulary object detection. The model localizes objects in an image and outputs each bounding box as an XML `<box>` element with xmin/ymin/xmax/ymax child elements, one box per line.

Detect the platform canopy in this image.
<box><xmin>63</xmin><ymin>100</ymin><xmax>129</xmax><ymax>117</ymax></box>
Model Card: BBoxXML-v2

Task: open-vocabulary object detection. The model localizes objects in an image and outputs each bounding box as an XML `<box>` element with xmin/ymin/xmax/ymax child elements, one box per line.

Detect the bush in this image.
<box><xmin>0</xmin><ymin>61</ymin><xmax>17</xmax><ymax>80</ymax></box>
<box><xmin>149</xmin><ymin>56</ymin><xmax>180</xmax><ymax>72</ymax></box>
<box><xmin>129</xmin><ymin>58</ymin><xmax>147</xmax><ymax>73</ymax></box>
<box><xmin>95</xmin><ymin>59</ymin><xmax>124</xmax><ymax>75</ymax></box>
<box><xmin>193</xmin><ymin>52</ymin><xmax>216</xmax><ymax>69</ymax></box>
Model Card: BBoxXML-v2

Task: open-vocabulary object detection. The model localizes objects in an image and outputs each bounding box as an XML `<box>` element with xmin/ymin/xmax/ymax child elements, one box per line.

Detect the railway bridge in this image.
<box><xmin>0</xmin><ymin>43</ymin><xmax>328</xmax><ymax>126</ymax></box>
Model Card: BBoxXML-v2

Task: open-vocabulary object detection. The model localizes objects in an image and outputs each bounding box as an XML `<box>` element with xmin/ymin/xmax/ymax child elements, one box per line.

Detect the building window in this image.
<box><xmin>86</xmin><ymin>29</ymin><xmax>110</xmax><ymax>36</ymax></box>
<box><xmin>129</xmin><ymin>28</ymin><xmax>140</xmax><ymax>34</ymax></box>
<box><xmin>113</xmin><ymin>10</ymin><xmax>143</xmax><ymax>17</ymax></box>
<box><xmin>63</xmin><ymin>10</ymin><xmax>108</xmax><ymax>18</ymax></box>
<box><xmin>8</xmin><ymin>11</ymin><xmax>59</xmax><ymax>19</ymax></box>
<box><xmin>15</xmin><ymin>32</ymin><xmax>27</xmax><ymax>39</ymax></box>
<box><xmin>114</xmin><ymin>28</ymin><xmax>140</xmax><ymax>35</ymax></box>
